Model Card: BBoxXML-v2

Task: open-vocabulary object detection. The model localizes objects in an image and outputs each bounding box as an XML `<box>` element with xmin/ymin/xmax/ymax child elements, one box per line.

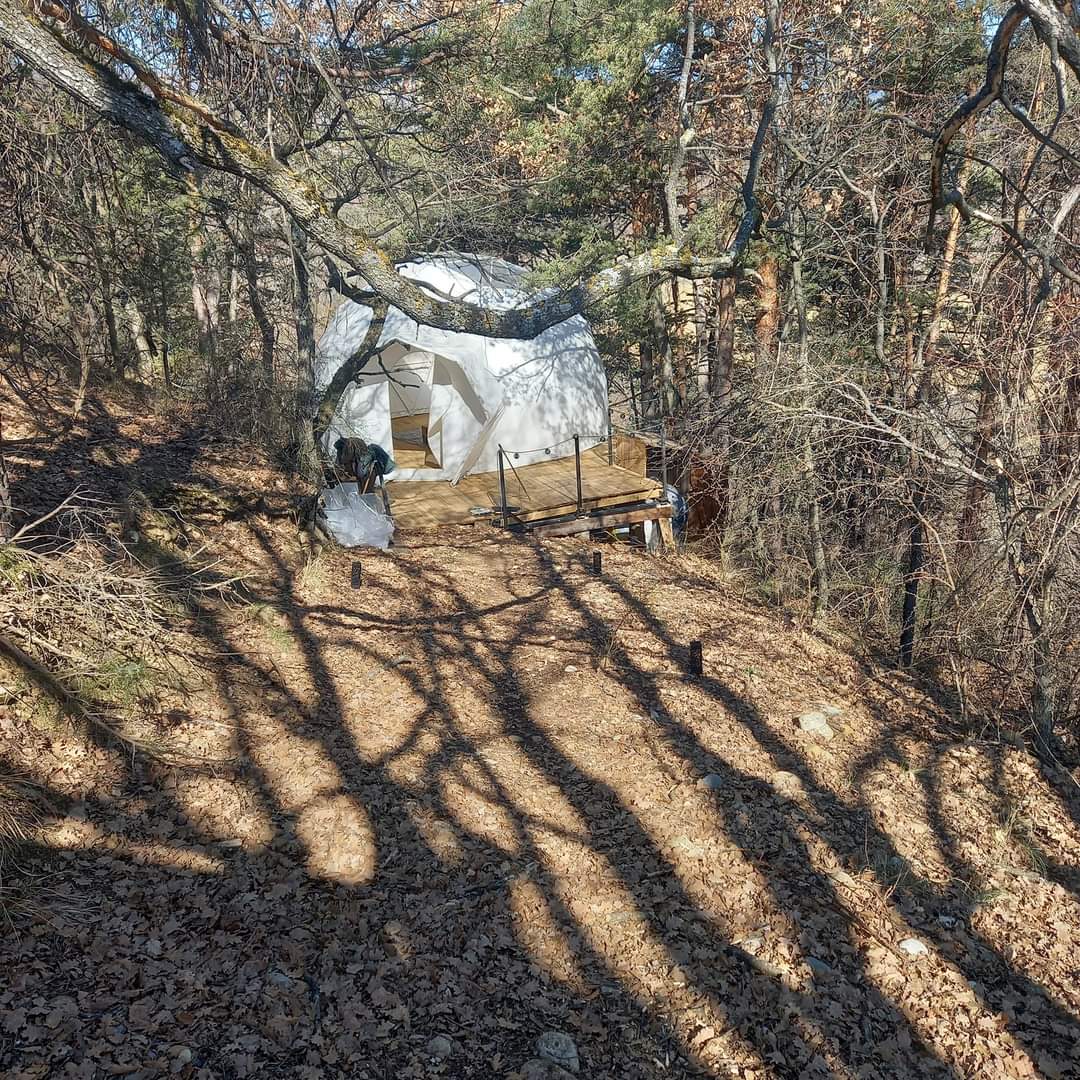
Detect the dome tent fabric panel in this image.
<box><xmin>382</xmin><ymin>350</ymin><xmax>434</xmax><ymax>419</ymax></box>
<box><xmin>315</xmin><ymin>255</ymin><xmax>609</xmax><ymax>483</ymax></box>
<box><xmin>422</xmin><ymin>353</ymin><xmax>494</xmax><ymax>481</ymax></box>
<box><xmin>326</xmin><ymin>347</ymin><xmax>504</xmax><ymax>483</ymax></box>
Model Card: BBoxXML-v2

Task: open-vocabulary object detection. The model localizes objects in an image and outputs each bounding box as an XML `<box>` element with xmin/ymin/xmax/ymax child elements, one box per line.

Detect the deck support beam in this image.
<box><xmin>531</xmin><ymin>502</ymin><xmax>673</xmax><ymax>540</ymax></box>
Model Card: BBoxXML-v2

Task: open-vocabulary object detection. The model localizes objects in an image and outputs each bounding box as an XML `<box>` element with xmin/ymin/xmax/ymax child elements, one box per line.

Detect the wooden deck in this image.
<box><xmin>387</xmin><ymin>449</ymin><xmax>661</xmax><ymax>529</ymax></box>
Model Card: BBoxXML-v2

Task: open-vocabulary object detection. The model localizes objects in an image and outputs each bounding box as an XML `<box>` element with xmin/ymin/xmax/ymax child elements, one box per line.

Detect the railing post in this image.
<box><xmin>574</xmin><ymin>434</ymin><xmax>583</xmax><ymax>514</ymax></box>
<box><xmin>660</xmin><ymin>420</ymin><xmax>668</xmax><ymax>492</ymax></box>
<box><xmin>497</xmin><ymin>445</ymin><xmax>509</xmax><ymax>527</ymax></box>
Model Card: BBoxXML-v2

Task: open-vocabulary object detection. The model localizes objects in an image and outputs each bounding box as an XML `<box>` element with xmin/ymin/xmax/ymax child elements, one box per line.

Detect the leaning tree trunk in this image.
<box><xmin>312</xmin><ymin>299</ymin><xmax>389</xmax><ymax>447</ymax></box>
<box><xmin>185</xmin><ymin>178</ymin><xmax>220</xmax><ymax>374</ymax></box>
<box><xmin>288</xmin><ymin>220</ymin><xmax>320</xmax><ymax>482</ymax></box>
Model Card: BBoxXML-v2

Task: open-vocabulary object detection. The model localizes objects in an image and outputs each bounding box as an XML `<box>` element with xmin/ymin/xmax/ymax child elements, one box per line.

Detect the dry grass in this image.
<box><xmin>0</xmin><ymin>501</ymin><xmax>206</xmax><ymax>760</ymax></box>
<box><xmin>0</xmin><ymin>764</ymin><xmax>44</xmax><ymax>924</ymax></box>
<box><xmin>0</xmin><ymin>768</ymin><xmax>36</xmax><ymax>854</ymax></box>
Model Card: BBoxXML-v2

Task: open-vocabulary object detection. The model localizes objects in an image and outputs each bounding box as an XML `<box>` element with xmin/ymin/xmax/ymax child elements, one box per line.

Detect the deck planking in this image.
<box><xmin>387</xmin><ymin>453</ymin><xmax>661</xmax><ymax>529</ymax></box>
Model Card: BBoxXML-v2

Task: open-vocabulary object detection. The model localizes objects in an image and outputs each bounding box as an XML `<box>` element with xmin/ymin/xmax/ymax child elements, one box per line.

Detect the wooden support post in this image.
<box><xmin>607</xmin><ymin>415</ymin><xmax>614</xmax><ymax>466</ymax></box>
<box><xmin>660</xmin><ymin>421</ymin><xmax>668</xmax><ymax>490</ymax></box>
<box><xmin>658</xmin><ymin>516</ymin><xmax>675</xmax><ymax>550</ymax></box>
<box><xmin>351</xmin><ymin>561</ymin><xmax>362</xmax><ymax>589</ymax></box>
<box><xmin>592</xmin><ymin>550</ymin><xmax>602</xmax><ymax>575</ymax></box>
<box><xmin>688</xmin><ymin>640</ymin><xmax>703</xmax><ymax>677</ymax></box>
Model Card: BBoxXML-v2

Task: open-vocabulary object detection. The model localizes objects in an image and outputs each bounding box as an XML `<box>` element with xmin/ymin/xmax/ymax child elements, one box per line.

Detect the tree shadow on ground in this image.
<box><xmin>3</xmin><ymin>425</ymin><xmax>1079</xmax><ymax>1078</ymax></box>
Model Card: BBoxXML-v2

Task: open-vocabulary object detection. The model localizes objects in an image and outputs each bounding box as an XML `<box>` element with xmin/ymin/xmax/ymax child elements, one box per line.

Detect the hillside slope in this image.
<box><xmin>1</xmin><ymin>401</ymin><xmax>1079</xmax><ymax>1079</ymax></box>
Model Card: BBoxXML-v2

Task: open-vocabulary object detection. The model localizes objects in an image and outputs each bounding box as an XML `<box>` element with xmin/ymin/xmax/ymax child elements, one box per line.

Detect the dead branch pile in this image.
<box><xmin>0</xmin><ymin>500</ymin><xmax>196</xmax><ymax>752</ymax></box>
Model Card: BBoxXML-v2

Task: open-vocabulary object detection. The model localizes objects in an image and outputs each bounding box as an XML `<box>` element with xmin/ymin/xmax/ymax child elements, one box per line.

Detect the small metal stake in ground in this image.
<box><xmin>688</xmin><ymin>640</ymin><xmax>703</xmax><ymax>677</ymax></box>
<box><xmin>592</xmin><ymin>550</ymin><xmax>602</xmax><ymax>575</ymax></box>
<box><xmin>351</xmin><ymin>561</ymin><xmax>362</xmax><ymax>589</ymax></box>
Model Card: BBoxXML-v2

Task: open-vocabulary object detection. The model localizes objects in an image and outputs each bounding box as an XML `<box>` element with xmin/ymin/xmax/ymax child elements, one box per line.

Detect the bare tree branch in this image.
<box><xmin>927</xmin><ymin>5</ymin><xmax>1026</xmax><ymax>241</ymax></box>
<box><xmin>0</xmin><ymin>0</ymin><xmax>773</xmax><ymax>339</ymax></box>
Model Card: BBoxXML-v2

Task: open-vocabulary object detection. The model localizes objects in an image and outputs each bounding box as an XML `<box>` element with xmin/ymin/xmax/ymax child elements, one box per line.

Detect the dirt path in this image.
<box><xmin>2</xmin><ymin>404</ymin><xmax>1080</xmax><ymax>1078</ymax></box>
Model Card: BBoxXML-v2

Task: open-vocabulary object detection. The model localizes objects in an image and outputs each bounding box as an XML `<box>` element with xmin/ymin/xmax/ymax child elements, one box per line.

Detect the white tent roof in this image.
<box><xmin>315</xmin><ymin>255</ymin><xmax>609</xmax><ymax>482</ymax></box>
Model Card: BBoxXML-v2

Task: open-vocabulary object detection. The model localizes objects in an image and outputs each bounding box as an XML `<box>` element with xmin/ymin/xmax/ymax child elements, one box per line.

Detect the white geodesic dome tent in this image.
<box><xmin>315</xmin><ymin>255</ymin><xmax>609</xmax><ymax>483</ymax></box>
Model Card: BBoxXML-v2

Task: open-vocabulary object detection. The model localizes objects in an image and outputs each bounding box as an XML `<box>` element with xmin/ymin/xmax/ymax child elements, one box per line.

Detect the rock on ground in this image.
<box><xmin>536</xmin><ymin>1031</ymin><xmax>580</xmax><ymax>1074</ymax></box>
<box><xmin>426</xmin><ymin>1035</ymin><xmax>453</xmax><ymax>1059</ymax></box>
<box><xmin>899</xmin><ymin>937</ymin><xmax>929</xmax><ymax>957</ymax></box>
<box><xmin>798</xmin><ymin>711</ymin><xmax>835</xmax><ymax>739</ymax></box>
<box><xmin>771</xmin><ymin>770</ymin><xmax>803</xmax><ymax>795</ymax></box>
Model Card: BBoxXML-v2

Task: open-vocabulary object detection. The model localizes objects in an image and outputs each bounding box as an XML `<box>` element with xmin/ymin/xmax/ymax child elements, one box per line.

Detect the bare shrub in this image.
<box><xmin>0</xmin><ymin>499</ymin><xmax>203</xmax><ymax>758</ymax></box>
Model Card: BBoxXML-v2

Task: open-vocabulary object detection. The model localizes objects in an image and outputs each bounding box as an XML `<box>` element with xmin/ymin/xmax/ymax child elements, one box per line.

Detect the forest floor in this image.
<box><xmin>2</xmin><ymin>389</ymin><xmax>1080</xmax><ymax>1079</ymax></box>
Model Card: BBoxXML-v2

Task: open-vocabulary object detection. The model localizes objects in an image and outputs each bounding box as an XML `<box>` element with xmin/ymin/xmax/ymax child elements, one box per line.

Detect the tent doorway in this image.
<box><xmin>328</xmin><ymin>340</ymin><xmax>501</xmax><ymax>483</ymax></box>
<box><xmin>391</xmin><ymin>414</ymin><xmax>439</xmax><ymax>469</ymax></box>
<box><xmin>378</xmin><ymin>345</ymin><xmax>495</xmax><ymax>481</ymax></box>
<box><xmin>379</xmin><ymin>346</ymin><xmax>440</xmax><ymax>469</ymax></box>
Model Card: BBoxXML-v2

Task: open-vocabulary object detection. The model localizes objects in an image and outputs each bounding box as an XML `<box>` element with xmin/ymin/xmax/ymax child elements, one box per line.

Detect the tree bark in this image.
<box><xmin>186</xmin><ymin>184</ymin><xmax>220</xmax><ymax>368</ymax></box>
<box><xmin>956</xmin><ymin>373</ymin><xmax>995</xmax><ymax>548</ymax></box>
<box><xmin>288</xmin><ymin>220</ymin><xmax>320</xmax><ymax>481</ymax></box>
<box><xmin>898</xmin><ymin>484</ymin><xmax>926</xmax><ymax>667</ymax></box>
<box><xmin>226</xmin><ymin>246</ymin><xmax>242</xmax><ymax>326</ymax></box>
<box><xmin>0</xmin><ymin>0</ymin><xmax>772</xmax><ymax>340</ymax></box>
<box><xmin>710</xmin><ymin>275</ymin><xmax>736</xmax><ymax>536</ymax></box>
<box><xmin>639</xmin><ymin>340</ymin><xmax>658</xmax><ymax>424</ymax></box>
<box><xmin>237</xmin><ymin>223</ymin><xmax>276</xmax><ymax>382</ymax></box>
<box><xmin>81</xmin><ymin>177</ymin><xmax>123</xmax><ymax>372</ymax></box>
<box><xmin>68</xmin><ymin>301</ymin><xmax>92</xmax><ymax>423</ymax></box>
<box><xmin>753</xmin><ymin>255</ymin><xmax>780</xmax><ymax>377</ymax></box>
<box><xmin>900</xmin><ymin>151</ymin><xmax>971</xmax><ymax>664</ymax></box>
<box><xmin>652</xmin><ymin>289</ymin><xmax>677</xmax><ymax>418</ymax></box>
<box><xmin>0</xmin><ymin>411</ymin><xmax>13</xmax><ymax>541</ymax></box>
<box><xmin>754</xmin><ymin>253</ymin><xmax>784</xmax><ymax>569</ymax></box>
<box><xmin>791</xmin><ymin>238</ymin><xmax>828</xmax><ymax>619</ymax></box>
<box><xmin>158</xmin><ymin>258</ymin><xmax>172</xmax><ymax>391</ymax></box>
<box><xmin>124</xmin><ymin>298</ymin><xmax>159</xmax><ymax>380</ymax></box>
<box><xmin>94</xmin><ymin>255</ymin><xmax>122</xmax><ymax>373</ymax></box>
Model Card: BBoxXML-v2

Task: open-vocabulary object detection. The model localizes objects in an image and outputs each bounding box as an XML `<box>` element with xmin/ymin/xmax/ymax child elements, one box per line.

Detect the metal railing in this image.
<box><xmin>494</xmin><ymin>418</ymin><xmax>669</xmax><ymax>529</ymax></box>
